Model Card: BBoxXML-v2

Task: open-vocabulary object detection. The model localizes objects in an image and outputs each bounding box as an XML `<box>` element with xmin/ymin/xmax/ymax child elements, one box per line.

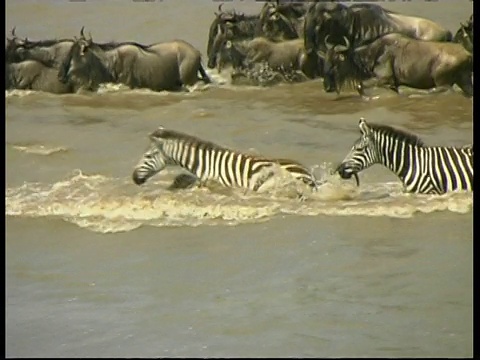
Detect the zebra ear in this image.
<box><xmin>149</xmin><ymin>127</ymin><xmax>165</xmax><ymax>142</ymax></box>
<box><xmin>358</xmin><ymin>118</ymin><xmax>370</xmax><ymax>136</ymax></box>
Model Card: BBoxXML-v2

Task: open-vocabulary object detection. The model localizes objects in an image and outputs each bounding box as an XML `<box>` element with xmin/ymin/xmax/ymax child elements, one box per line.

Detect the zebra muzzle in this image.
<box><xmin>335</xmin><ymin>164</ymin><xmax>360</xmax><ymax>186</ymax></box>
<box><xmin>132</xmin><ymin>172</ymin><xmax>147</xmax><ymax>185</ymax></box>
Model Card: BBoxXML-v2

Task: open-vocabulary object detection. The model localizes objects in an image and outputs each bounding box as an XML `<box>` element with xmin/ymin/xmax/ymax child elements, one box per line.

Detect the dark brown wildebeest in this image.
<box><xmin>58</xmin><ymin>32</ymin><xmax>211</xmax><ymax>92</ymax></box>
<box><xmin>256</xmin><ymin>0</ymin><xmax>308</xmax><ymax>40</ymax></box>
<box><xmin>454</xmin><ymin>14</ymin><xmax>473</xmax><ymax>53</ymax></box>
<box><xmin>322</xmin><ymin>34</ymin><xmax>473</xmax><ymax>97</ymax></box>
<box><xmin>304</xmin><ymin>2</ymin><xmax>452</xmax><ymax>56</ymax></box>
<box><xmin>206</xmin><ymin>4</ymin><xmax>260</xmax><ymax>69</ymax></box>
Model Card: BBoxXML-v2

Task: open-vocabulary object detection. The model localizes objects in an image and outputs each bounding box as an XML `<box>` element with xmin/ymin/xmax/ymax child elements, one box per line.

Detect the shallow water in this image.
<box><xmin>6</xmin><ymin>0</ymin><xmax>473</xmax><ymax>357</ymax></box>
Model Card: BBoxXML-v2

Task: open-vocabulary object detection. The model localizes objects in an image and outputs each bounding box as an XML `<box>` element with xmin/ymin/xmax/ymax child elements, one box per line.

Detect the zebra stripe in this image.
<box><xmin>336</xmin><ymin>118</ymin><xmax>473</xmax><ymax>194</ymax></box>
<box><xmin>132</xmin><ymin>127</ymin><xmax>321</xmax><ymax>192</ymax></box>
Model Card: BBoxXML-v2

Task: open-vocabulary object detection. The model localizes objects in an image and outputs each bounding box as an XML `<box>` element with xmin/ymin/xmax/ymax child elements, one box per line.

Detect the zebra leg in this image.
<box><xmin>252</xmin><ymin>170</ymin><xmax>276</xmax><ymax>192</ymax></box>
<box><xmin>168</xmin><ymin>173</ymin><xmax>199</xmax><ymax>190</ymax></box>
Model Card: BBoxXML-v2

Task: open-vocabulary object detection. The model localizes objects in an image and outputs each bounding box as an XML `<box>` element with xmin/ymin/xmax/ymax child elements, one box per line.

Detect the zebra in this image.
<box><xmin>335</xmin><ymin>118</ymin><xmax>473</xmax><ymax>194</ymax></box>
<box><xmin>132</xmin><ymin>126</ymin><xmax>323</xmax><ymax>193</ymax></box>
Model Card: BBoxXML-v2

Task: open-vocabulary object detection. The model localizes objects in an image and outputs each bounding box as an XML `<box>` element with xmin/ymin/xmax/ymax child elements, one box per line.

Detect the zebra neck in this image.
<box><xmin>378</xmin><ymin>139</ymin><xmax>419</xmax><ymax>184</ymax></box>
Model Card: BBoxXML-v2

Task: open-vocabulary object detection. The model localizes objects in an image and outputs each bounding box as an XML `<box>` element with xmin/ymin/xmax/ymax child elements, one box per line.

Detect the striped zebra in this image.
<box><xmin>132</xmin><ymin>126</ymin><xmax>322</xmax><ymax>193</ymax></box>
<box><xmin>335</xmin><ymin>118</ymin><xmax>473</xmax><ymax>194</ymax></box>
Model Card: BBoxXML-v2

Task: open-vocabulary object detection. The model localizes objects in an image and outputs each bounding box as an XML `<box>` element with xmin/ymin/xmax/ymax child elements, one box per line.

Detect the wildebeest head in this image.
<box><xmin>5</xmin><ymin>27</ymin><xmax>28</xmax><ymax>63</ymax></box>
<box><xmin>206</xmin><ymin>4</ymin><xmax>250</xmax><ymax>59</ymax></box>
<box><xmin>258</xmin><ymin>0</ymin><xmax>305</xmax><ymax>40</ymax></box>
<box><xmin>207</xmin><ymin>21</ymin><xmax>240</xmax><ymax>71</ymax></box>
<box><xmin>6</xmin><ymin>27</ymin><xmax>77</xmax><ymax>68</ymax></box>
<box><xmin>304</xmin><ymin>2</ymin><xmax>349</xmax><ymax>54</ymax></box>
<box><xmin>221</xmin><ymin>39</ymin><xmax>250</xmax><ymax>72</ymax></box>
<box><xmin>322</xmin><ymin>35</ymin><xmax>351</xmax><ymax>94</ymax></box>
<box><xmin>58</xmin><ymin>29</ymin><xmax>113</xmax><ymax>89</ymax></box>
<box><xmin>305</xmin><ymin>3</ymin><xmax>394</xmax><ymax>54</ymax></box>
<box><xmin>207</xmin><ymin>4</ymin><xmax>236</xmax><ymax>58</ymax></box>
<box><xmin>454</xmin><ymin>15</ymin><xmax>473</xmax><ymax>53</ymax></box>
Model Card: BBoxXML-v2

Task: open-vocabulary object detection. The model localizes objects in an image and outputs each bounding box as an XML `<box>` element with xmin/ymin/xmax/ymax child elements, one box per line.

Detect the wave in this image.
<box><xmin>5</xmin><ymin>169</ymin><xmax>473</xmax><ymax>234</ymax></box>
<box><xmin>10</xmin><ymin>143</ymin><xmax>69</xmax><ymax>155</ymax></box>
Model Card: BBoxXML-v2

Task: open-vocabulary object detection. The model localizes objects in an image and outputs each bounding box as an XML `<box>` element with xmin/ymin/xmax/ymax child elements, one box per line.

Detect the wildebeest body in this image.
<box><xmin>323</xmin><ymin>33</ymin><xmax>473</xmax><ymax>97</ymax></box>
<box><xmin>59</xmin><ymin>37</ymin><xmax>211</xmax><ymax>92</ymax></box>
<box><xmin>220</xmin><ymin>37</ymin><xmax>320</xmax><ymax>79</ymax></box>
<box><xmin>6</xmin><ymin>60</ymin><xmax>74</xmax><ymax>94</ymax></box>
<box><xmin>304</xmin><ymin>3</ymin><xmax>452</xmax><ymax>55</ymax></box>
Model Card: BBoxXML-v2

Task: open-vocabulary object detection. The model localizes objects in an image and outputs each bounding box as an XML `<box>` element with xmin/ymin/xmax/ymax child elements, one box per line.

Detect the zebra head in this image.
<box><xmin>132</xmin><ymin>127</ymin><xmax>168</xmax><ymax>185</ymax></box>
<box><xmin>335</xmin><ymin>118</ymin><xmax>378</xmax><ymax>186</ymax></box>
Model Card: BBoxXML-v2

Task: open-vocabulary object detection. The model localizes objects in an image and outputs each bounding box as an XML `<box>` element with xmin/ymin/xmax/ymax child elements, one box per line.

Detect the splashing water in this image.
<box><xmin>5</xmin><ymin>166</ymin><xmax>472</xmax><ymax>233</ymax></box>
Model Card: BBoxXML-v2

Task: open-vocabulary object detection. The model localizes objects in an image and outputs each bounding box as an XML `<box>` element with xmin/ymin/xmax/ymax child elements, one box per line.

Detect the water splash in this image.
<box><xmin>6</xmin><ymin>169</ymin><xmax>473</xmax><ymax>234</ymax></box>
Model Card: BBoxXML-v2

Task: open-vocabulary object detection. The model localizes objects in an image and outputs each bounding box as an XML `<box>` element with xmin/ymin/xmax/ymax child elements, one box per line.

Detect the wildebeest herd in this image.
<box><xmin>207</xmin><ymin>1</ymin><xmax>473</xmax><ymax>95</ymax></box>
<box><xmin>5</xmin><ymin>1</ymin><xmax>473</xmax><ymax>96</ymax></box>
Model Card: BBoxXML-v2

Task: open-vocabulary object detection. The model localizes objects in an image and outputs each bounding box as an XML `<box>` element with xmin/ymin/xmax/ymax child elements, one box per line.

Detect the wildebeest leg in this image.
<box><xmin>357</xmin><ymin>63</ymin><xmax>397</xmax><ymax>97</ymax></box>
<box><xmin>454</xmin><ymin>71</ymin><xmax>473</xmax><ymax>97</ymax></box>
<box><xmin>197</xmin><ymin>64</ymin><xmax>212</xmax><ymax>84</ymax></box>
<box><xmin>179</xmin><ymin>59</ymin><xmax>203</xmax><ymax>86</ymax></box>
<box><xmin>356</xmin><ymin>78</ymin><xmax>383</xmax><ymax>97</ymax></box>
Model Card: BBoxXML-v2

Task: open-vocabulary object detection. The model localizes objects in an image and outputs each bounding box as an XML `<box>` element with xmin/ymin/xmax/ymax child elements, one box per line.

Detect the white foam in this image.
<box><xmin>11</xmin><ymin>144</ymin><xmax>68</xmax><ymax>155</ymax></box>
<box><xmin>5</xmin><ymin>170</ymin><xmax>473</xmax><ymax>233</ymax></box>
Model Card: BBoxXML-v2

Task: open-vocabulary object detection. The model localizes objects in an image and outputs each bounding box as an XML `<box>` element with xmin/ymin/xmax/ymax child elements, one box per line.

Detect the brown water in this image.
<box><xmin>6</xmin><ymin>0</ymin><xmax>473</xmax><ymax>357</ymax></box>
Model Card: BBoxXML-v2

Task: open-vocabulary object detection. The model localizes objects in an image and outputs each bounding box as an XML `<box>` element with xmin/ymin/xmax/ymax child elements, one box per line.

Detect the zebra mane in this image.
<box><xmin>368</xmin><ymin>123</ymin><xmax>425</xmax><ymax>146</ymax></box>
<box><xmin>151</xmin><ymin>128</ymin><xmax>232</xmax><ymax>151</ymax></box>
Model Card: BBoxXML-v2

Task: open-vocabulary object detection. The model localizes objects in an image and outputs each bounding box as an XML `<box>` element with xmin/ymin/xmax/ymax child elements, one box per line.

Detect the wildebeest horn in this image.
<box><xmin>11</xmin><ymin>26</ymin><xmax>16</xmax><ymax>37</ymax></box>
<box><xmin>80</xmin><ymin>26</ymin><xmax>85</xmax><ymax>37</ymax></box>
<box><xmin>342</xmin><ymin>36</ymin><xmax>350</xmax><ymax>50</ymax></box>
<box><xmin>324</xmin><ymin>35</ymin><xmax>334</xmax><ymax>50</ymax></box>
<box><xmin>88</xmin><ymin>31</ymin><xmax>92</xmax><ymax>42</ymax></box>
<box><xmin>214</xmin><ymin>3</ymin><xmax>223</xmax><ymax>16</ymax></box>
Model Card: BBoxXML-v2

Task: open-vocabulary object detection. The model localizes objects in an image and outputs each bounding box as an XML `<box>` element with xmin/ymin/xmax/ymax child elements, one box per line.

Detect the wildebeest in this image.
<box><xmin>6</xmin><ymin>60</ymin><xmax>75</xmax><ymax>94</ymax></box>
<box><xmin>7</xmin><ymin>36</ymin><xmax>75</xmax><ymax>68</ymax></box>
<box><xmin>206</xmin><ymin>4</ymin><xmax>260</xmax><ymax>69</ymax></box>
<box><xmin>212</xmin><ymin>34</ymin><xmax>321</xmax><ymax>80</ymax></box>
<box><xmin>322</xmin><ymin>34</ymin><xmax>473</xmax><ymax>97</ymax></box>
<box><xmin>304</xmin><ymin>2</ymin><xmax>452</xmax><ymax>55</ymax></box>
<box><xmin>256</xmin><ymin>0</ymin><xmax>308</xmax><ymax>40</ymax></box>
<box><xmin>454</xmin><ymin>14</ymin><xmax>473</xmax><ymax>53</ymax></box>
<box><xmin>5</xmin><ymin>27</ymin><xmax>77</xmax><ymax>93</ymax></box>
<box><xmin>58</xmin><ymin>32</ymin><xmax>211</xmax><ymax>92</ymax></box>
